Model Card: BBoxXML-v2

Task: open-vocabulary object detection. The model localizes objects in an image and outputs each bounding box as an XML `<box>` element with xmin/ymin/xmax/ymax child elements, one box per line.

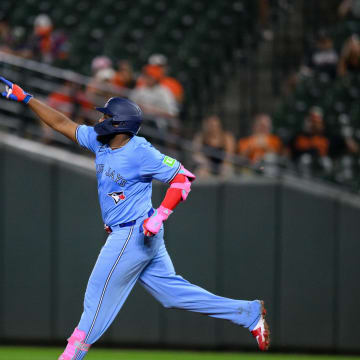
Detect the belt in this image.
<box><xmin>104</xmin><ymin>208</ymin><xmax>154</xmax><ymax>234</ymax></box>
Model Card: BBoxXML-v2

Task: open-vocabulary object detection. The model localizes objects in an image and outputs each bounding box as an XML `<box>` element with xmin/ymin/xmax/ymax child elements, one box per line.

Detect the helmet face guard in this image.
<box><xmin>94</xmin><ymin>117</ymin><xmax>142</xmax><ymax>136</ymax></box>
<box><xmin>94</xmin><ymin>97</ymin><xmax>142</xmax><ymax>136</ymax></box>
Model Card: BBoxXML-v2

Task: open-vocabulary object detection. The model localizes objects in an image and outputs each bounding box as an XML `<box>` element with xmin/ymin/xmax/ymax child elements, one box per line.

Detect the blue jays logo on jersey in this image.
<box><xmin>108</xmin><ymin>191</ymin><xmax>126</xmax><ymax>204</ymax></box>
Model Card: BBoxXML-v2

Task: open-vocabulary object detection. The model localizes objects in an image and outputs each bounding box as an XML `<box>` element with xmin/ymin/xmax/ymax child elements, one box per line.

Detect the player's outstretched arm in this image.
<box><xmin>0</xmin><ymin>76</ymin><xmax>78</xmax><ymax>142</ymax></box>
<box><xmin>28</xmin><ymin>98</ymin><xmax>78</xmax><ymax>142</ymax></box>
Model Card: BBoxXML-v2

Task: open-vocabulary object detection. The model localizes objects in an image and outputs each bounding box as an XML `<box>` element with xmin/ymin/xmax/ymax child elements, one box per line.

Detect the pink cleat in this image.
<box><xmin>251</xmin><ymin>300</ymin><xmax>270</xmax><ymax>351</ymax></box>
<box><xmin>58</xmin><ymin>328</ymin><xmax>91</xmax><ymax>360</ymax></box>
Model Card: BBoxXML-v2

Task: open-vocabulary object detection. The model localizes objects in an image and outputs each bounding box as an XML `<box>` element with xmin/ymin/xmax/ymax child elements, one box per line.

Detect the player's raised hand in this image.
<box><xmin>0</xmin><ymin>76</ymin><xmax>33</xmax><ymax>104</ymax></box>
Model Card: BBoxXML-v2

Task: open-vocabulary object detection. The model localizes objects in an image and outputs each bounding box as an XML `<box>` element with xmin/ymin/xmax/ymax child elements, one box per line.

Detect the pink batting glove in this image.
<box><xmin>142</xmin><ymin>206</ymin><xmax>173</xmax><ymax>236</ymax></box>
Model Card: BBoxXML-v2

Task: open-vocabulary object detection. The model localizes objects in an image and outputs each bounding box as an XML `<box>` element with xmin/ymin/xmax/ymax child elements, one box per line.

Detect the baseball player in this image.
<box><xmin>0</xmin><ymin>76</ymin><xmax>270</xmax><ymax>359</ymax></box>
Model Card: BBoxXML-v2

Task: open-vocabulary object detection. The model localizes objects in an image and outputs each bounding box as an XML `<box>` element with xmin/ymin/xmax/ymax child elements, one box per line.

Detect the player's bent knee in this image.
<box><xmin>58</xmin><ymin>327</ymin><xmax>91</xmax><ymax>360</ymax></box>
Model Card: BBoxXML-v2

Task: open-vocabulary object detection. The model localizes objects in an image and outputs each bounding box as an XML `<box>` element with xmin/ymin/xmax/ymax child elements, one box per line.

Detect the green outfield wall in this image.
<box><xmin>0</xmin><ymin>139</ymin><xmax>359</xmax><ymax>353</ymax></box>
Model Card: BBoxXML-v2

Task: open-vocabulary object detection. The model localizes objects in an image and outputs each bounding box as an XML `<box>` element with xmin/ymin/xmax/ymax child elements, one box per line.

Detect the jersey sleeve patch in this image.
<box><xmin>138</xmin><ymin>142</ymin><xmax>180</xmax><ymax>183</ymax></box>
<box><xmin>163</xmin><ymin>156</ymin><xmax>176</xmax><ymax>167</ymax></box>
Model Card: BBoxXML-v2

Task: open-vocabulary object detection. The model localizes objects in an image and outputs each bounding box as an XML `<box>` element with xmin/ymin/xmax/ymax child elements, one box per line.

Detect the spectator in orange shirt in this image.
<box><xmin>42</xmin><ymin>80</ymin><xmax>93</xmax><ymax>143</ymax></box>
<box><xmin>149</xmin><ymin>54</ymin><xmax>184</xmax><ymax>103</ymax></box>
<box><xmin>48</xmin><ymin>81</ymin><xmax>92</xmax><ymax>119</ymax></box>
<box><xmin>112</xmin><ymin>59</ymin><xmax>136</xmax><ymax>90</ymax></box>
<box><xmin>291</xmin><ymin>106</ymin><xmax>358</xmax><ymax>156</ymax></box>
<box><xmin>288</xmin><ymin>107</ymin><xmax>330</xmax><ymax>162</ymax></box>
<box><xmin>137</xmin><ymin>54</ymin><xmax>184</xmax><ymax>104</ymax></box>
<box><xmin>26</xmin><ymin>14</ymin><xmax>69</xmax><ymax>64</ymax></box>
<box><xmin>237</xmin><ymin>113</ymin><xmax>282</xmax><ymax>164</ymax></box>
<box><xmin>131</xmin><ymin>64</ymin><xmax>179</xmax><ymax>123</ymax></box>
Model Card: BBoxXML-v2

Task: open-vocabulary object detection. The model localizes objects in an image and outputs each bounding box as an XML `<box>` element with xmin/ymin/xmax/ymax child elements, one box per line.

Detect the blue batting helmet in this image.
<box><xmin>94</xmin><ymin>97</ymin><xmax>142</xmax><ymax>136</ymax></box>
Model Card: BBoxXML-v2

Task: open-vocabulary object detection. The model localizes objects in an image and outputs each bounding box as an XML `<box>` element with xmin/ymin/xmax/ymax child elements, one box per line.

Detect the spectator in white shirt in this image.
<box><xmin>130</xmin><ymin>64</ymin><xmax>179</xmax><ymax>131</ymax></box>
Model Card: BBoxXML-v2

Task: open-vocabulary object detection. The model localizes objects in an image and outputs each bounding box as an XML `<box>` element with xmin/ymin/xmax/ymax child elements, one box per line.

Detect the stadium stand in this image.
<box><xmin>3</xmin><ymin>1</ymin><xmax>360</xmax><ymax>191</ymax></box>
<box><xmin>0</xmin><ymin>0</ymin><xmax>259</xmax><ymax>127</ymax></box>
<box><xmin>273</xmin><ymin>1</ymin><xmax>360</xmax><ymax>190</ymax></box>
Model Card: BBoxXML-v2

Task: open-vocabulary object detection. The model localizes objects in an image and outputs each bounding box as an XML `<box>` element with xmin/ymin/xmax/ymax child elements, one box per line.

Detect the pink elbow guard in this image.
<box><xmin>170</xmin><ymin>165</ymin><xmax>196</xmax><ymax>201</ymax></box>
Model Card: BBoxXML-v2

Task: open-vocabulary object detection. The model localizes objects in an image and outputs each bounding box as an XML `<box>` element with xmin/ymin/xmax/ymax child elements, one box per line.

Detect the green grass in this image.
<box><xmin>0</xmin><ymin>347</ymin><xmax>359</xmax><ymax>360</ymax></box>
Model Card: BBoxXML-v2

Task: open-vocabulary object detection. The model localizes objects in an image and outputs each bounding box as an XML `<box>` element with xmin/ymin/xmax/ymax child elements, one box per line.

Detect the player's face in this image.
<box><xmin>96</xmin><ymin>114</ymin><xmax>117</xmax><ymax>145</ymax></box>
<box><xmin>98</xmin><ymin>114</ymin><xmax>111</xmax><ymax>123</ymax></box>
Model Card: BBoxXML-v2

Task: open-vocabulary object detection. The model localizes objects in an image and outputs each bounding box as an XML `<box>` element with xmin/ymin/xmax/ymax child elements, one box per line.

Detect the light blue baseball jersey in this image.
<box><xmin>76</xmin><ymin>125</ymin><xmax>181</xmax><ymax>226</ymax></box>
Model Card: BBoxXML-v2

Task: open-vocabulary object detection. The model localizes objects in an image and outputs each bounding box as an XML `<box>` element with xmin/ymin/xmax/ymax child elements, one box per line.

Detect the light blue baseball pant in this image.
<box><xmin>69</xmin><ymin>213</ymin><xmax>261</xmax><ymax>359</ymax></box>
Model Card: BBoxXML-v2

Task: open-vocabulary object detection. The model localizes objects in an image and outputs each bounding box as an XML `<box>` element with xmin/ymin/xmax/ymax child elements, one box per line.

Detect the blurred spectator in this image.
<box><xmin>0</xmin><ymin>18</ymin><xmax>13</xmax><ymax>53</ymax></box>
<box><xmin>281</xmin><ymin>69</ymin><xmax>299</xmax><ymax>98</ymax></box>
<box><xmin>0</xmin><ymin>18</ymin><xmax>32</xmax><ymax>58</ymax></box>
<box><xmin>258</xmin><ymin>0</ymin><xmax>274</xmax><ymax>41</ymax></box>
<box><xmin>192</xmin><ymin>115</ymin><xmax>236</xmax><ymax>177</ymax></box>
<box><xmin>237</xmin><ymin>113</ymin><xmax>282</xmax><ymax>164</ymax></box>
<box><xmin>302</xmin><ymin>30</ymin><xmax>339</xmax><ymax>79</ymax></box>
<box><xmin>48</xmin><ymin>81</ymin><xmax>92</xmax><ymax>121</ymax></box>
<box><xmin>338</xmin><ymin>0</ymin><xmax>360</xmax><ymax>19</ymax></box>
<box><xmin>288</xmin><ymin>107</ymin><xmax>359</xmax><ymax>176</ymax></box>
<box><xmin>139</xmin><ymin>53</ymin><xmax>185</xmax><ymax>104</ymax></box>
<box><xmin>329</xmin><ymin>116</ymin><xmax>359</xmax><ymax>158</ymax></box>
<box><xmin>288</xmin><ymin>107</ymin><xmax>329</xmax><ymax>161</ymax></box>
<box><xmin>112</xmin><ymin>59</ymin><xmax>136</xmax><ymax>90</ymax></box>
<box><xmin>86</xmin><ymin>68</ymin><xmax>120</xmax><ymax>101</ymax></box>
<box><xmin>338</xmin><ymin>34</ymin><xmax>360</xmax><ymax>76</ymax></box>
<box><xmin>26</xmin><ymin>14</ymin><xmax>69</xmax><ymax>64</ymax></box>
<box><xmin>91</xmin><ymin>55</ymin><xmax>113</xmax><ymax>76</ymax></box>
<box><xmin>10</xmin><ymin>26</ymin><xmax>29</xmax><ymax>57</ymax></box>
<box><xmin>287</xmin><ymin>107</ymin><xmax>332</xmax><ymax>175</ymax></box>
<box><xmin>42</xmin><ymin>81</ymin><xmax>93</xmax><ymax>142</ymax></box>
<box><xmin>86</xmin><ymin>57</ymin><xmax>122</xmax><ymax>108</ymax></box>
<box><xmin>131</xmin><ymin>64</ymin><xmax>179</xmax><ymax>130</ymax></box>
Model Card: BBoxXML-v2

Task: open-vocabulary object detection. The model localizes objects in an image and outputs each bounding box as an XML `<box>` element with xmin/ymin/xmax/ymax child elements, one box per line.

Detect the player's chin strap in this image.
<box><xmin>58</xmin><ymin>328</ymin><xmax>91</xmax><ymax>360</ymax></box>
<box><xmin>170</xmin><ymin>165</ymin><xmax>196</xmax><ymax>201</ymax></box>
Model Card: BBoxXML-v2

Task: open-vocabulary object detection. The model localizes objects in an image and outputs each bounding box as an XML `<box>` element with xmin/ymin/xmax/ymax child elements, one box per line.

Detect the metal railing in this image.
<box><xmin>0</xmin><ymin>51</ymin><xmax>252</xmax><ymax>173</ymax></box>
<box><xmin>1</xmin><ymin>50</ymin><xmax>359</xmax><ymax>193</ymax></box>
